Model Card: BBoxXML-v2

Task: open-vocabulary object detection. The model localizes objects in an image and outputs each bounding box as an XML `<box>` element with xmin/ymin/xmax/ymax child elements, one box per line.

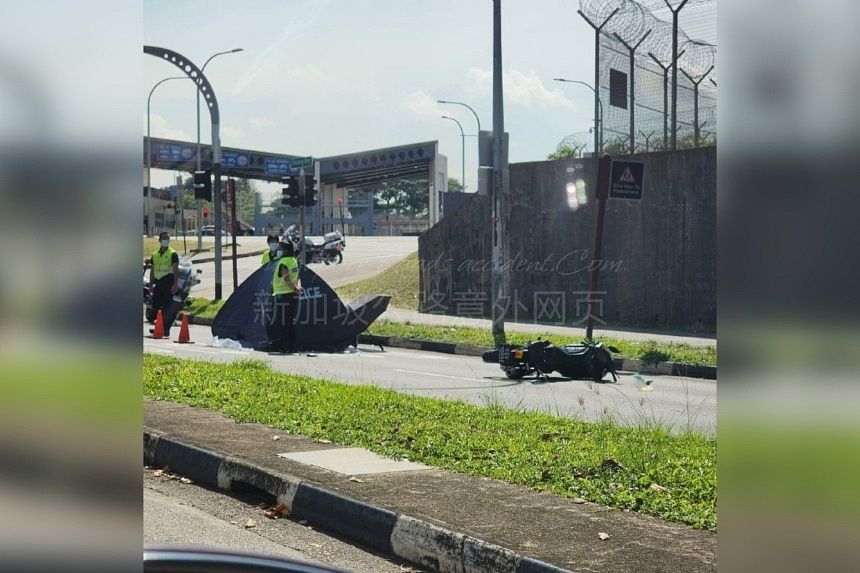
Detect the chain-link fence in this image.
<box><xmin>579</xmin><ymin>0</ymin><xmax>716</xmax><ymax>153</ymax></box>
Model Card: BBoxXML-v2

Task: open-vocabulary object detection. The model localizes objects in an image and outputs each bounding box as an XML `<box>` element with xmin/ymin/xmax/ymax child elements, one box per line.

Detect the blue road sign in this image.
<box><xmin>223</xmin><ymin>151</ymin><xmax>251</xmax><ymax>169</ymax></box>
<box><xmin>264</xmin><ymin>157</ymin><xmax>293</xmax><ymax>175</ymax></box>
<box><xmin>169</xmin><ymin>185</ymin><xmax>178</xmax><ymax>200</ymax></box>
<box><xmin>156</xmin><ymin>144</ymin><xmax>195</xmax><ymax>163</ymax></box>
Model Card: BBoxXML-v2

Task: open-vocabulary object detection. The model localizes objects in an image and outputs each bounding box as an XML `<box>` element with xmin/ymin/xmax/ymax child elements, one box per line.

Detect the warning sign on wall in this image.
<box><xmin>609</xmin><ymin>160</ymin><xmax>645</xmax><ymax>200</ymax></box>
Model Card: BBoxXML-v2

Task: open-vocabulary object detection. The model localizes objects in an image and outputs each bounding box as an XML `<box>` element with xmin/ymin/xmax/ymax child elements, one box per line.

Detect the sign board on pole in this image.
<box><xmin>156</xmin><ymin>144</ymin><xmax>195</xmax><ymax>162</ymax></box>
<box><xmin>264</xmin><ymin>156</ymin><xmax>314</xmax><ymax>175</ymax></box>
<box><xmin>609</xmin><ymin>160</ymin><xmax>645</xmax><ymax>200</ymax></box>
<box><xmin>169</xmin><ymin>185</ymin><xmax>177</xmax><ymax>200</ymax></box>
<box><xmin>290</xmin><ymin>156</ymin><xmax>314</xmax><ymax>169</ymax></box>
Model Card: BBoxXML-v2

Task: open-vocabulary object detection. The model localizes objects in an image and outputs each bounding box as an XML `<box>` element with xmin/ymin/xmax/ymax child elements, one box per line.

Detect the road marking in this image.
<box><xmin>383</xmin><ymin>351</ymin><xmax>449</xmax><ymax>361</ymax></box>
<box><xmin>393</xmin><ymin>369</ymin><xmax>482</xmax><ymax>382</ymax></box>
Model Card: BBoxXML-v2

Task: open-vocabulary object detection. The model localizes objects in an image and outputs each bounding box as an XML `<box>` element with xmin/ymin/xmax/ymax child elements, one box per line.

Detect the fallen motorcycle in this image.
<box><xmin>482</xmin><ymin>339</ymin><xmax>619</xmax><ymax>382</ymax></box>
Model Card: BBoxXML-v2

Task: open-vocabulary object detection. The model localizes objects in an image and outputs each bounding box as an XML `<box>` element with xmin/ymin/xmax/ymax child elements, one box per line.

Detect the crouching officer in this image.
<box><xmin>268</xmin><ymin>240</ymin><xmax>302</xmax><ymax>354</ymax></box>
<box><xmin>149</xmin><ymin>231</ymin><xmax>179</xmax><ymax>335</ymax></box>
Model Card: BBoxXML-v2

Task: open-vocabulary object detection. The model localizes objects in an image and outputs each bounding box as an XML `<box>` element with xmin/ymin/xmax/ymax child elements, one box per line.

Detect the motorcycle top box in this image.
<box><xmin>482</xmin><ymin>339</ymin><xmax>618</xmax><ymax>382</ymax></box>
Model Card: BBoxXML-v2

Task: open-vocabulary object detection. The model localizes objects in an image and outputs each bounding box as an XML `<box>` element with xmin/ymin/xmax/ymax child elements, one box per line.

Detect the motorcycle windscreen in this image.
<box><xmin>211</xmin><ymin>262</ymin><xmax>390</xmax><ymax>351</ymax></box>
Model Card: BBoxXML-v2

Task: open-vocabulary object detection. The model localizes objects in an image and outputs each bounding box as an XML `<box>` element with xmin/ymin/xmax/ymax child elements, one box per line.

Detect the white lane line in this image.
<box><xmin>393</xmin><ymin>369</ymin><xmax>481</xmax><ymax>382</ymax></box>
<box><xmin>381</xmin><ymin>351</ymin><xmax>450</xmax><ymax>361</ymax></box>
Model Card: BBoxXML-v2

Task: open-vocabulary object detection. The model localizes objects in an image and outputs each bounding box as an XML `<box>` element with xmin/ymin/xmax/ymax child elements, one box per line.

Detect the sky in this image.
<box><xmin>143</xmin><ymin>0</ymin><xmax>712</xmax><ymax>198</ymax></box>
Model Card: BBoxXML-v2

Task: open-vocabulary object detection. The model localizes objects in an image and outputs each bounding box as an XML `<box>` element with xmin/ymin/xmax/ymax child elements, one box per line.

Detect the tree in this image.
<box><xmin>603</xmin><ymin>139</ymin><xmax>628</xmax><ymax>155</ymax></box>
<box><xmin>447</xmin><ymin>177</ymin><xmax>464</xmax><ymax>193</ymax></box>
<box><xmin>547</xmin><ymin>145</ymin><xmax>577</xmax><ymax>160</ymax></box>
<box><xmin>373</xmin><ymin>178</ymin><xmax>429</xmax><ymax>217</ymax></box>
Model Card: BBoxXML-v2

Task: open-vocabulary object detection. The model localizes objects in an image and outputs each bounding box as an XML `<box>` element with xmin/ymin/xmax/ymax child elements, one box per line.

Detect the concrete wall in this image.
<box><xmin>418</xmin><ymin>147</ymin><xmax>716</xmax><ymax>332</ymax></box>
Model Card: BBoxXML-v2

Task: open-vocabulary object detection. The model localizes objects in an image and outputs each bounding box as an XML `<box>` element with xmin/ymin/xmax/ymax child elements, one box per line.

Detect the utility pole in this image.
<box><xmin>299</xmin><ymin>168</ymin><xmax>306</xmax><ymax>264</ymax></box>
<box><xmin>491</xmin><ymin>0</ymin><xmax>507</xmax><ymax>345</ymax></box>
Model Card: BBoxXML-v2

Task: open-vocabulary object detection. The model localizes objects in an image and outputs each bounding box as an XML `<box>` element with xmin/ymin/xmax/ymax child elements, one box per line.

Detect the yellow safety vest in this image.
<box><xmin>261</xmin><ymin>250</ymin><xmax>275</xmax><ymax>265</ymax></box>
<box><xmin>272</xmin><ymin>256</ymin><xmax>299</xmax><ymax>295</ymax></box>
<box><xmin>151</xmin><ymin>247</ymin><xmax>177</xmax><ymax>280</ymax></box>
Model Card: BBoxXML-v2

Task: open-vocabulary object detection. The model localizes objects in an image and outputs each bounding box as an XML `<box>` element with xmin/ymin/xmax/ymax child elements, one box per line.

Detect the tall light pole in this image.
<box><xmin>147</xmin><ymin>75</ymin><xmax>188</xmax><ymax>237</ymax></box>
<box><xmin>441</xmin><ymin>115</ymin><xmax>466</xmax><ymax>191</ymax></box>
<box><xmin>196</xmin><ymin>48</ymin><xmax>243</xmax><ymax>250</ymax></box>
<box><xmin>553</xmin><ymin>78</ymin><xmax>603</xmax><ymax>156</ymax></box>
<box><xmin>491</xmin><ymin>0</ymin><xmax>507</xmax><ymax>346</ymax></box>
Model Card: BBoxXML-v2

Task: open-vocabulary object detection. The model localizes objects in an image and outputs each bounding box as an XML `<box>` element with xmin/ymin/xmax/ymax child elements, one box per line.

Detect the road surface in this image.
<box><xmin>191</xmin><ymin>236</ymin><xmax>417</xmax><ymax>300</ymax></box>
<box><xmin>144</xmin><ymin>468</ymin><xmax>408</xmax><ymax>572</ymax></box>
<box><xmin>144</xmin><ymin>322</ymin><xmax>716</xmax><ymax>436</ymax></box>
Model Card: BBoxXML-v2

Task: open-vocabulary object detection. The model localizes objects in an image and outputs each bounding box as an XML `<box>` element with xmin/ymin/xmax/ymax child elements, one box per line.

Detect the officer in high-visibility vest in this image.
<box><xmin>261</xmin><ymin>234</ymin><xmax>280</xmax><ymax>266</ymax></box>
<box><xmin>268</xmin><ymin>239</ymin><xmax>302</xmax><ymax>354</ymax></box>
<box><xmin>148</xmin><ymin>231</ymin><xmax>180</xmax><ymax>335</ymax></box>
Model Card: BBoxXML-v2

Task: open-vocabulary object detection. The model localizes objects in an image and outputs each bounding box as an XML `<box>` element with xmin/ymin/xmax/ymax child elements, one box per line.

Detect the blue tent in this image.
<box><xmin>211</xmin><ymin>261</ymin><xmax>390</xmax><ymax>352</ymax></box>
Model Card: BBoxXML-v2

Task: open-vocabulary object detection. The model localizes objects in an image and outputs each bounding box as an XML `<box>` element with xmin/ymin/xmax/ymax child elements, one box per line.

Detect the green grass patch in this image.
<box><xmin>184</xmin><ymin>297</ymin><xmax>225</xmax><ymax>320</ymax></box>
<box><xmin>143</xmin><ymin>237</ymin><xmax>217</xmax><ymax>259</ymax></box>
<box><xmin>336</xmin><ymin>251</ymin><xmax>419</xmax><ymax>310</ymax></box>
<box><xmin>144</xmin><ymin>354</ymin><xmax>716</xmax><ymax>530</ymax></box>
<box><xmin>367</xmin><ymin>320</ymin><xmax>716</xmax><ymax>366</ymax></box>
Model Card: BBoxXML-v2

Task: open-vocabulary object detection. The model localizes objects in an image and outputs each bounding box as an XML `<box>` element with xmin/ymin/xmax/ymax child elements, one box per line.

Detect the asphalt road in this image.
<box><xmin>144</xmin><ymin>323</ymin><xmax>716</xmax><ymax>436</ymax></box>
<box><xmin>144</xmin><ymin>468</ymin><xmax>409</xmax><ymax>573</ymax></box>
<box><xmin>191</xmin><ymin>236</ymin><xmax>417</xmax><ymax>300</ymax></box>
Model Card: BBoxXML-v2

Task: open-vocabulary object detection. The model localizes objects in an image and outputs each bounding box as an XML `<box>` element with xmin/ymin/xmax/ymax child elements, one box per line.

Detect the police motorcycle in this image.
<box><xmin>284</xmin><ymin>225</ymin><xmax>346</xmax><ymax>265</ymax></box>
<box><xmin>482</xmin><ymin>339</ymin><xmax>619</xmax><ymax>382</ymax></box>
<box><xmin>143</xmin><ymin>257</ymin><xmax>202</xmax><ymax>323</ymax></box>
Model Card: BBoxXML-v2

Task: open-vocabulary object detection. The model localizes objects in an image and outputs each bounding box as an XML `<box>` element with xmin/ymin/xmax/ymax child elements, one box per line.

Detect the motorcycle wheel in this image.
<box><xmin>323</xmin><ymin>257</ymin><xmax>332</xmax><ymax>265</ymax></box>
<box><xmin>335</xmin><ymin>252</ymin><xmax>343</xmax><ymax>264</ymax></box>
<box><xmin>504</xmin><ymin>367</ymin><xmax>525</xmax><ymax>380</ymax></box>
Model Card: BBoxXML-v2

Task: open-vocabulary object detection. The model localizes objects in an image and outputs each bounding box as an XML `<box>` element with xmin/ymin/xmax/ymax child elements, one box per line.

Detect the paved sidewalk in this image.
<box><xmin>145</xmin><ymin>400</ymin><xmax>715</xmax><ymax>573</ymax></box>
<box><xmin>380</xmin><ymin>308</ymin><xmax>716</xmax><ymax>347</ymax></box>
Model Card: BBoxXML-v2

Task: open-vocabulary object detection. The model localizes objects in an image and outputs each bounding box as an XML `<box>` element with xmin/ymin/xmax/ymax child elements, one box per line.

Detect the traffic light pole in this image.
<box><xmin>299</xmin><ymin>168</ymin><xmax>306</xmax><ymax>264</ymax></box>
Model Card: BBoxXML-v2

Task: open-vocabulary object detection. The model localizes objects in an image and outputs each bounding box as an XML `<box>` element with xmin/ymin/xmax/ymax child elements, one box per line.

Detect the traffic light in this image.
<box><xmin>281</xmin><ymin>175</ymin><xmax>300</xmax><ymax>207</ymax></box>
<box><xmin>303</xmin><ymin>173</ymin><xmax>318</xmax><ymax>207</ymax></box>
<box><xmin>193</xmin><ymin>170</ymin><xmax>212</xmax><ymax>201</ymax></box>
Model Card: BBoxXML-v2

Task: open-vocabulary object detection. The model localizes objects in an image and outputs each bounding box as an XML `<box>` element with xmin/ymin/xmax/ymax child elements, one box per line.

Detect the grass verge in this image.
<box><xmin>144</xmin><ymin>354</ymin><xmax>716</xmax><ymax>530</ymax></box>
<box><xmin>367</xmin><ymin>320</ymin><xmax>716</xmax><ymax>366</ymax></box>
<box><xmin>184</xmin><ymin>297</ymin><xmax>225</xmax><ymax>320</ymax></box>
<box><xmin>336</xmin><ymin>251</ymin><xmax>419</xmax><ymax>310</ymax></box>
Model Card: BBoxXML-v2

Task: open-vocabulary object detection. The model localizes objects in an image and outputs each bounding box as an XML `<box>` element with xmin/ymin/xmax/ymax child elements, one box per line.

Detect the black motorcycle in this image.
<box><xmin>482</xmin><ymin>339</ymin><xmax>619</xmax><ymax>382</ymax></box>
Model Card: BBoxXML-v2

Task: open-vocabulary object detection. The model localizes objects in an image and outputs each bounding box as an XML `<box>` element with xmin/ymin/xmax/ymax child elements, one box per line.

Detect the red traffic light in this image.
<box><xmin>336</xmin><ymin>198</ymin><xmax>343</xmax><ymax>206</ymax></box>
<box><xmin>203</xmin><ymin>207</ymin><xmax>209</xmax><ymax>217</ymax></box>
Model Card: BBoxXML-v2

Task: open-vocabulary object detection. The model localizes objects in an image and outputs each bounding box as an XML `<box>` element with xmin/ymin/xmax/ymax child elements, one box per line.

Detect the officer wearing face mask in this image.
<box><xmin>148</xmin><ymin>231</ymin><xmax>180</xmax><ymax>335</ymax></box>
<box><xmin>261</xmin><ymin>234</ymin><xmax>280</xmax><ymax>266</ymax></box>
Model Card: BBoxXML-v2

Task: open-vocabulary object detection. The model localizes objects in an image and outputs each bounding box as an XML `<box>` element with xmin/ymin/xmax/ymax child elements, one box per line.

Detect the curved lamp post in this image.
<box><xmin>147</xmin><ymin>75</ymin><xmax>188</xmax><ymax>237</ymax></box>
<box><xmin>145</xmin><ymin>45</ymin><xmax>225</xmax><ymax>299</ymax></box>
<box><xmin>553</xmin><ymin>78</ymin><xmax>603</xmax><ymax>156</ymax></box>
<box><xmin>196</xmin><ymin>48</ymin><xmax>242</xmax><ymax>250</ymax></box>
<box><xmin>441</xmin><ymin>115</ymin><xmax>466</xmax><ymax>192</ymax></box>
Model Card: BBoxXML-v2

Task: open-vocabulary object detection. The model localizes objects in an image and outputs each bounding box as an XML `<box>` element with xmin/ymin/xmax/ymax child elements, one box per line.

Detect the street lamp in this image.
<box><xmin>196</xmin><ymin>48</ymin><xmax>243</xmax><ymax>249</ymax></box>
<box><xmin>438</xmin><ymin>100</ymin><xmax>481</xmax><ymax>189</ymax></box>
<box><xmin>441</xmin><ymin>115</ymin><xmax>466</xmax><ymax>192</ymax></box>
<box><xmin>553</xmin><ymin>78</ymin><xmax>603</xmax><ymax>156</ymax></box>
<box><xmin>147</xmin><ymin>75</ymin><xmax>189</xmax><ymax>237</ymax></box>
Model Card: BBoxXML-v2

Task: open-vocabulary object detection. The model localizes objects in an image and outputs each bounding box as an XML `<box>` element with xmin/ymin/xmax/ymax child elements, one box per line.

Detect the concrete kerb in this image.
<box><xmin>176</xmin><ymin>322</ymin><xmax>717</xmax><ymax>380</ymax></box>
<box><xmin>142</xmin><ymin>429</ymin><xmax>574</xmax><ymax>573</ymax></box>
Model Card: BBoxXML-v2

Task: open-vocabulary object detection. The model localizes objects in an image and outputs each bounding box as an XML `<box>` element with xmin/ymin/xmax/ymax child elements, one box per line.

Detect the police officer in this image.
<box><xmin>261</xmin><ymin>234</ymin><xmax>279</xmax><ymax>266</ymax></box>
<box><xmin>148</xmin><ymin>231</ymin><xmax>179</xmax><ymax>335</ymax></box>
<box><xmin>269</xmin><ymin>240</ymin><xmax>302</xmax><ymax>354</ymax></box>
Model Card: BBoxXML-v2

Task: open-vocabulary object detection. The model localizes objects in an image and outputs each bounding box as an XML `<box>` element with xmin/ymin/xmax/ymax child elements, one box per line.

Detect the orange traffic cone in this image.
<box><xmin>151</xmin><ymin>310</ymin><xmax>165</xmax><ymax>339</ymax></box>
<box><xmin>174</xmin><ymin>313</ymin><xmax>194</xmax><ymax>344</ymax></box>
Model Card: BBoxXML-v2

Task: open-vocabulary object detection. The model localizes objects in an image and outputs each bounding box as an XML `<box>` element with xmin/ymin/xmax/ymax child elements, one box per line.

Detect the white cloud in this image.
<box><xmin>468</xmin><ymin>68</ymin><xmax>573</xmax><ymax>109</ymax></box>
<box><xmin>248</xmin><ymin>116</ymin><xmax>275</xmax><ymax>129</ymax></box>
<box><xmin>403</xmin><ymin>91</ymin><xmax>443</xmax><ymax>119</ymax></box>
<box><xmin>145</xmin><ymin>114</ymin><xmax>189</xmax><ymax>140</ymax></box>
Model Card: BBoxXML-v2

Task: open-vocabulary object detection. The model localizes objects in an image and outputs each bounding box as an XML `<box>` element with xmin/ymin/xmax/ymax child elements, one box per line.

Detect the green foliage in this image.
<box><xmin>547</xmin><ymin>145</ymin><xmax>577</xmax><ymax>160</ymax></box>
<box><xmin>603</xmin><ymin>139</ymin><xmax>628</xmax><ymax>155</ymax></box>
<box><xmin>372</xmin><ymin>179</ymin><xmax>430</xmax><ymax>217</ymax></box>
<box><xmin>144</xmin><ymin>355</ymin><xmax>716</xmax><ymax>530</ymax></box>
<box><xmin>447</xmin><ymin>177</ymin><xmax>464</xmax><ymax>193</ymax></box>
